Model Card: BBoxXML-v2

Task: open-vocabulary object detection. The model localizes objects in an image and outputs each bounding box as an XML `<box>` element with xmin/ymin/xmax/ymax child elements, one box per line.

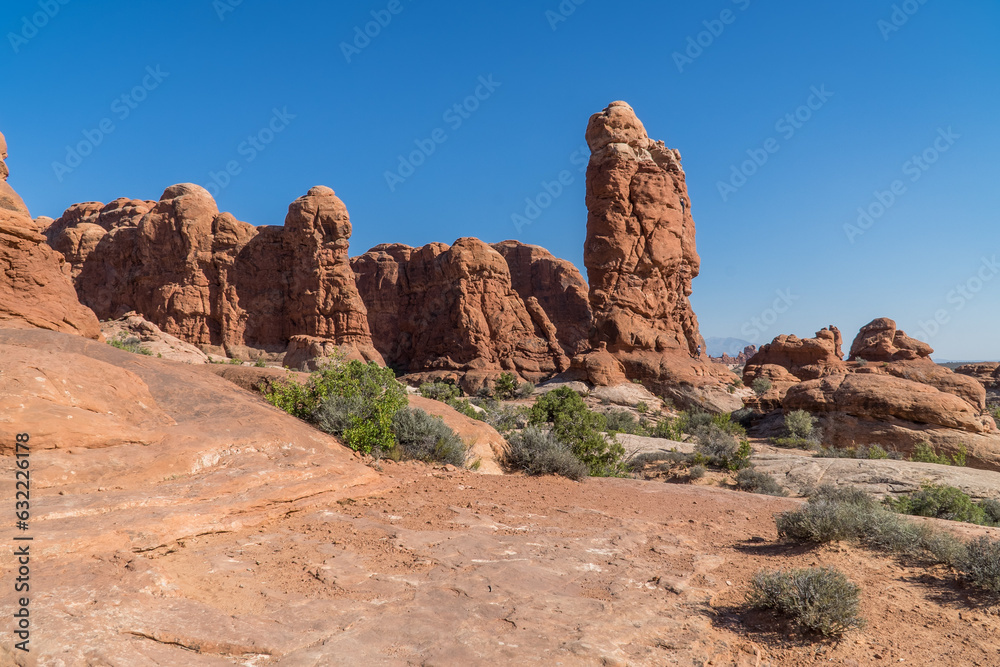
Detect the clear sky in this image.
<box><xmin>2</xmin><ymin>0</ymin><xmax>998</xmax><ymax>360</ymax></box>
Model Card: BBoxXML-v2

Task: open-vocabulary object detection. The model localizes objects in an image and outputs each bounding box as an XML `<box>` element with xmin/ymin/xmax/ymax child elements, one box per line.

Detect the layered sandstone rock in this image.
<box><xmin>492</xmin><ymin>240</ymin><xmax>592</xmax><ymax>357</ymax></box>
<box><xmin>713</xmin><ymin>344</ymin><xmax>757</xmax><ymax>366</ymax></box>
<box><xmin>743</xmin><ymin>327</ymin><xmax>847</xmax><ymax>407</ymax></box>
<box><xmin>580</xmin><ymin>102</ymin><xmax>739</xmax><ymax>410</ymax></box>
<box><xmin>351</xmin><ymin>238</ymin><xmax>569</xmax><ymax>391</ymax></box>
<box><xmin>48</xmin><ymin>184</ymin><xmax>381</xmax><ymax>365</ymax></box>
<box><xmin>0</xmin><ymin>129</ymin><xmax>101</xmax><ymax>338</ymax></box>
<box><xmin>751</xmin><ymin>318</ymin><xmax>1000</xmax><ymax>468</ymax></box>
<box><xmin>955</xmin><ymin>362</ymin><xmax>1000</xmax><ymax>391</ymax></box>
<box><xmin>849</xmin><ymin>317</ymin><xmax>932</xmax><ymax>362</ymax></box>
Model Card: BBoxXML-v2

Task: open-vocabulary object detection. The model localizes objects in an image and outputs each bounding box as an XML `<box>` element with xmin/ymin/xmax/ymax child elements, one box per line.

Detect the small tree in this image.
<box><xmin>784</xmin><ymin>410</ymin><xmax>816</xmax><ymax>440</ymax></box>
<box><xmin>751</xmin><ymin>377</ymin><xmax>773</xmax><ymax>396</ymax></box>
<box><xmin>493</xmin><ymin>372</ymin><xmax>520</xmax><ymax>400</ymax></box>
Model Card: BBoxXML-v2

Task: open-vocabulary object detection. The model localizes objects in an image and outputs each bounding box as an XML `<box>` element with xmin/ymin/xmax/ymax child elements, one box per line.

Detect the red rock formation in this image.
<box><xmin>48</xmin><ymin>184</ymin><xmax>381</xmax><ymax>364</ymax></box>
<box><xmin>849</xmin><ymin>317</ymin><xmax>932</xmax><ymax>362</ymax></box>
<box><xmin>955</xmin><ymin>362</ymin><xmax>1000</xmax><ymax>391</ymax></box>
<box><xmin>580</xmin><ymin>101</ymin><xmax>738</xmax><ymax>410</ymax></box>
<box><xmin>713</xmin><ymin>345</ymin><xmax>758</xmax><ymax>366</ymax></box>
<box><xmin>0</xmin><ymin>129</ymin><xmax>101</xmax><ymax>338</ymax></box>
<box><xmin>351</xmin><ymin>238</ymin><xmax>569</xmax><ymax>389</ymax></box>
<box><xmin>742</xmin><ymin>327</ymin><xmax>847</xmax><ymax>406</ymax></box>
<box><xmin>491</xmin><ymin>240</ymin><xmax>592</xmax><ymax>357</ymax></box>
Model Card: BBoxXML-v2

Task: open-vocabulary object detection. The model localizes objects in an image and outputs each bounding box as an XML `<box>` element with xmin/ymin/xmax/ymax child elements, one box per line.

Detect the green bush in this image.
<box><xmin>650</xmin><ymin>417</ymin><xmax>684</xmax><ymax>441</ymax></box>
<box><xmin>271</xmin><ymin>360</ymin><xmax>407</xmax><ymax>454</ymax></box>
<box><xmin>746</xmin><ymin>567</ymin><xmax>865</xmax><ymax>636</ymax></box>
<box><xmin>910</xmin><ymin>442</ymin><xmax>967</xmax><ymax>466</ymax></box>
<box><xmin>980</xmin><ymin>498</ymin><xmax>1000</xmax><ymax>525</ymax></box>
<box><xmin>516</xmin><ymin>381</ymin><xmax>535</xmax><ymax>399</ymax></box>
<box><xmin>693</xmin><ymin>425</ymin><xmax>752</xmax><ymax>470</ymax></box>
<box><xmin>604</xmin><ymin>410</ymin><xmax>646</xmax><ymax>436</ymax></box>
<box><xmin>958</xmin><ymin>537</ymin><xmax>1000</xmax><ymax>593</ymax></box>
<box><xmin>636</xmin><ymin>401</ymin><xmax>649</xmax><ymax>414</ymax></box>
<box><xmin>689</xmin><ymin>464</ymin><xmax>706</xmax><ymax>480</ymax></box>
<box><xmin>108</xmin><ymin>332</ymin><xmax>152</xmax><ymax>356</ymax></box>
<box><xmin>254</xmin><ymin>358</ymin><xmax>267</xmax><ymax>368</ymax></box>
<box><xmin>884</xmin><ymin>484</ymin><xmax>995</xmax><ymax>526</ymax></box>
<box><xmin>447</xmin><ymin>397</ymin><xmax>482</xmax><ymax>421</ymax></box>
<box><xmin>784</xmin><ymin>410</ymin><xmax>816</xmax><ymax>440</ymax></box>
<box><xmin>751</xmin><ymin>377</ymin><xmax>772</xmax><ymax>396</ymax></box>
<box><xmin>478</xmin><ymin>403</ymin><xmax>529</xmax><ymax>435</ymax></box>
<box><xmin>493</xmin><ymin>372</ymin><xmax>520</xmax><ymax>400</ymax></box>
<box><xmin>529</xmin><ymin>387</ymin><xmax>626</xmax><ymax>477</ymax></box>
<box><xmin>503</xmin><ymin>426</ymin><xmax>588</xmax><ymax>480</ymax></box>
<box><xmin>990</xmin><ymin>406</ymin><xmax>1000</xmax><ymax>421</ymax></box>
<box><xmin>392</xmin><ymin>408</ymin><xmax>468</xmax><ymax>466</ymax></box>
<box><xmin>735</xmin><ymin>468</ymin><xmax>787</xmax><ymax>496</ymax></box>
<box><xmin>813</xmin><ymin>444</ymin><xmax>902</xmax><ymax>460</ymax></box>
<box><xmin>419</xmin><ymin>381</ymin><xmax>460</xmax><ymax>402</ymax></box>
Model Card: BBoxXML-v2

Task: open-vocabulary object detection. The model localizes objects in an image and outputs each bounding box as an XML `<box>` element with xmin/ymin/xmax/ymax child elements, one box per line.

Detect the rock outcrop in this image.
<box><xmin>101</xmin><ymin>312</ymin><xmax>210</xmax><ymax>364</ymax></box>
<box><xmin>712</xmin><ymin>344</ymin><xmax>757</xmax><ymax>366</ymax></box>
<box><xmin>751</xmin><ymin>318</ymin><xmax>1000</xmax><ymax>469</ymax></box>
<box><xmin>0</xmin><ymin>129</ymin><xmax>102</xmax><ymax>338</ymax></box>
<box><xmin>47</xmin><ymin>185</ymin><xmax>381</xmax><ymax>366</ymax></box>
<box><xmin>351</xmin><ymin>239</ymin><xmax>569</xmax><ymax>391</ymax></box>
<box><xmin>492</xmin><ymin>240</ymin><xmax>592</xmax><ymax>357</ymax></box>
<box><xmin>579</xmin><ymin>101</ymin><xmax>739</xmax><ymax>411</ymax></box>
<box><xmin>956</xmin><ymin>362</ymin><xmax>1000</xmax><ymax>391</ymax></box>
<box><xmin>849</xmin><ymin>317</ymin><xmax>933</xmax><ymax>362</ymax></box>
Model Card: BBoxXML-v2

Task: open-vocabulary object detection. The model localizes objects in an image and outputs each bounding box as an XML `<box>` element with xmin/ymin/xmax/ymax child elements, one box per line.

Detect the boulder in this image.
<box><xmin>579</xmin><ymin>102</ymin><xmax>738</xmax><ymax>410</ymax></box>
<box><xmin>0</xmin><ymin>128</ymin><xmax>101</xmax><ymax>338</ymax></box>
<box><xmin>849</xmin><ymin>317</ymin><xmax>933</xmax><ymax>362</ymax></box>
<box><xmin>100</xmin><ymin>312</ymin><xmax>210</xmax><ymax>364</ymax></box>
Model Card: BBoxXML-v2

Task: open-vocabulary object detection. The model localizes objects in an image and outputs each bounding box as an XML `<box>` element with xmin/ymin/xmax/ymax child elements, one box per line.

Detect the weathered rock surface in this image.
<box><xmin>101</xmin><ymin>312</ymin><xmax>210</xmax><ymax>364</ymax></box>
<box><xmin>956</xmin><ymin>362</ymin><xmax>1000</xmax><ymax>391</ymax></box>
<box><xmin>492</xmin><ymin>240</ymin><xmax>593</xmax><ymax>357</ymax></box>
<box><xmin>48</xmin><ymin>185</ymin><xmax>381</xmax><ymax>366</ymax></box>
<box><xmin>351</xmin><ymin>238</ymin><xmax>568</xmax><ymax>391</ymax></box>
<box><xmin>580</xmin><ymin>102</ymin><xmax>738</xmax><ymax>411</ymax></box>
<box><xmin>849</xmin><ymin>317</ymin><xmax>933</xmax><ymax>362</ymax></box>
<box><xmin>743</xmin><ymin>327</ymin><xmax>846</xmax><ymax>407</ymax></box>
<box><xmin>0</xmin><ymin>129</ymin><xmax>102</xmax><ymax>338</ymax></box>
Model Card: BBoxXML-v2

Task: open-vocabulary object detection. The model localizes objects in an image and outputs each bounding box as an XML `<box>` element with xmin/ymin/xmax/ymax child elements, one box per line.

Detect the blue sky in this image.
<box><xmin>2</xmin><ymin>0</ymin><xmax>998</xmax><ymax>359</ymax></box>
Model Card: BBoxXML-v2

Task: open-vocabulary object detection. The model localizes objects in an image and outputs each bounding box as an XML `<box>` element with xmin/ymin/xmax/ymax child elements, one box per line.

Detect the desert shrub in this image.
<box><xmin>746</xmin><ymin>567</ymin><xmax>865</xmax><ymax>636</ymax></box>
<box><xmin>990</xmin><ymin>406</ymin><xmax>1000</xmax><ymax>421</ymax></box>
<box><xmin>275</xmin><ymin>360</ymin><xmax>407</xmax><ymax>453</ymax></box>
<box><xmin>958</xmin><ymin>537</ymin><xmax>1000</xmax><ymax>593</ymax></box>
<box><xmin>650</xmin><ymin>417</ymin><xmax>684</xmax><ymax>441</ymax></box>
<box><xmin>980</xmin><ymin>498</ymin><xmax>1000</xmax><ymax>525</ymax></box>
<box><xmin>529</xmin><ymin>388</ymin><xmax>626</xmax><ymax>477</ymax></box>
<box><xmin>751</xmin><ymin>377</ymin><xmax>772</xmax><ymax>396</ymax></box>
<box><xmin>628</xmin><ymin>450</ymin><xmax>692</xmax><ymax>472</ymax></box>
<box><xmin>784</xmin><ymin>410</ymin><xmax>816</xmax><ymax>440</ymax></box>
<box><xmin>391</xmin><ymin>408</ymin><xmax>468</xmax><ymax>466</ymax></box>
<box><xmin>447</xmin><ymin>397</ymin><xmax>482</xmax><ymax>421</ymax></box>
<box><xmin>813</xmin><ymin>444</ymin><xmax>901</xmax><ymax>460</ymax></box>
<box><xmin>731</xmin><ymin>408</ymin><xmax>755</xmax><ymax>429</ymax></box>
<box><xmin>910</xmin><ymin>442</ymin><xmax>967</xmax><ymax>466</ymax></box>
<box><xmin>686</xmin><ymin>410</ymin><xmax>714</xmax><ymax>433</ymax></box>
<box><xmin>479</xmin><ymin>403</ymin><xmax>529</xmax><ymax>435</ymax></box>
<box><xmin>711</xmin><ymin>412</ymin><xmax>747</xmax><ymax>437</ymax></box>
<box><xmin>694</xmin><ymin>425</ymin><xmax>752</xmax><ymax>470</ymax></box>
<box><xmin>735</xmin><ymin>468</ymin><xmax>787</xmax><ymax>496</ymax></box>
<box><xmin>516</xmin><ymin>381</ymin><xmax>535</xmax><ymax>399</ymax></box>
<box><xmin>636</xmin><ymin>401</ymin><xmax>649</xmax><ymax>414</ymax></box>
<box><xmin>689</xmin><ymin>464</ymin><xmax>707</xmax><ymax>480</ymax></box>
<box><xmin>855</xmin><ymin>358</ymin><xmax>869</xmax><ymax>367</ymax></box>
<box><xmin>884</xmin><ymin>484</ymin><xmax>994</xmax><ymax>526</ymax></box>
<box><xmin>254</xmin><ymin>358</ymin><xmax>267</xmax><ymax>368</ymax></box>
<box><xmin>419</xmin><ymin>381</ymin><xmax>460</xmax><ymax>402</ymax></box>
<box><xmin>503</xmin><ymin>426</ymin><xmax>587</xmax><ymax>481</ymax></box>
<box><xmin>229</xmin><ymin>357</ymin><xmax>242</xmax><ymax>365</ymax></box>
<box><xmin>108</xmin><ymin>332</ymin><xmax>152</xmax><ymax>356</ymax></box>
<box><xmin>604</xmin><ymin>410</ymin><xmax>646</xmax><ymax>436</ymax></box>
<box><xmin>493</xmin><ymin>372</ymin><xmax>520</xmax><ymax>400</ymax></box>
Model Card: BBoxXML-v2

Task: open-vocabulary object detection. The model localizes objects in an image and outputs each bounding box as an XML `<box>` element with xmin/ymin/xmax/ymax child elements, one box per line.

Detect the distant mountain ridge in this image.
<box><xmin>704</xmin><ymin>337</ymin><xmax>753</xmax><ymax>357</ymax></box>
